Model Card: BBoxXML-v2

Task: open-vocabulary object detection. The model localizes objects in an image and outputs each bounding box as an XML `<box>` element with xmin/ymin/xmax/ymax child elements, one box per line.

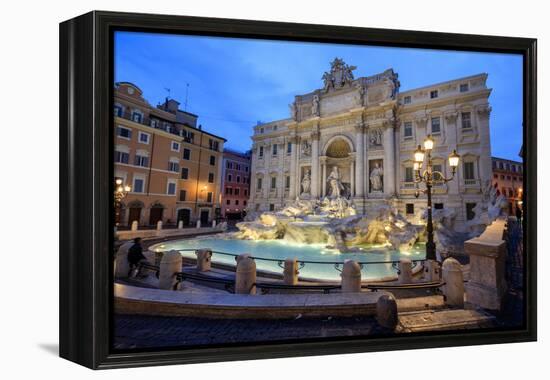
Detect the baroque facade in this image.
<box><xmin>249</xmin><ymin>59</ymin><xmax>493</xmax><ymax>228</ymax></box>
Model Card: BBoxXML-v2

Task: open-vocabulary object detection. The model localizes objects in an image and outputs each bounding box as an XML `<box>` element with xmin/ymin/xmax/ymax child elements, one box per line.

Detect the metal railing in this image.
<box><xmin>156</xmin><ymin>248</ymin><xmax>426</xmax><ymax>277</ymax></box>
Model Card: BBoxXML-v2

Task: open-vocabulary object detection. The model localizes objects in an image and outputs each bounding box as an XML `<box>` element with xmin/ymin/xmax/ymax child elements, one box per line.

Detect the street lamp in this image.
<box><xmin>114</xmin><ymin>178</ymin><xmax>131</xmax><ymax>227</ymax></box>
<box><xmin>413</xmin><ymin>135</ymin><xmax>460</xmax><ymax>262</ymax></box>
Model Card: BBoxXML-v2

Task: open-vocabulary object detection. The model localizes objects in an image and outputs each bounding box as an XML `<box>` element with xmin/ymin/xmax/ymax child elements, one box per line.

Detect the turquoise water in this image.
<box><xmin>150</xmin><ymin>236</ymin><xmax>426</xmax><ymax>281</ymax></box>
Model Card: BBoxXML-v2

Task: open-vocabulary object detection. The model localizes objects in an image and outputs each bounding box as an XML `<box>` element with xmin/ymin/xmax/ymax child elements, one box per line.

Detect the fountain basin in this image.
<box><xmin>150</xmin><ymin>236</ymin><xmax>426</xmax><ymax>281</ymax></box>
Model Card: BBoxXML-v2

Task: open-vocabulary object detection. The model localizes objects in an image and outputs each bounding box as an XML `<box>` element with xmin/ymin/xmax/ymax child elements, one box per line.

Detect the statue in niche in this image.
<box><xmin>301</xmin><ymin>140</ymin><xmax>311</xmax><ymax>157</ymax></box>
<box><xmin>327</xmin><ymin>166</ymin><xmax>344</xmax><ymax>198</ymax></box>
<box><xmin>369</xmin><ymin>129</ymin><xmax>383</xmax><ymax>147</ymax></box>
<box><xmin>370</xmin><ymin>162</ymin><xmax>384</xmax><ymax>192</ymax></box>
<box><xmin>355</xmin><ymin>83</ymin><xmax>366</xmax><ymax>106</ymax></box>
<box><xmin>311</xmin><ymin>95</ymin><xmax>320</xmax><ymax>117</ymax></box>
<box><xmin>301</xmin><ymin>170</ymin><xmax>311</xmax><ymax>195</ymax></box>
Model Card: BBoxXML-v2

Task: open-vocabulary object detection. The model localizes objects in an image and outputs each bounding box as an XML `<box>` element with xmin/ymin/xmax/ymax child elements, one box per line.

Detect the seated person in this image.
<box><xmin>127</xmin><ymin>237</ymin><xmax>148</xmax><ymax>277</ymax></box>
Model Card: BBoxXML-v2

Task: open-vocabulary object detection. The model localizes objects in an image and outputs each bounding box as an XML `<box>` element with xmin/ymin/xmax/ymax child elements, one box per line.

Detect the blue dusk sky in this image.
<box><xmin>114</xmin><ymin>31</ymin><xmax>523</xmax><ymax>161</ymax></box>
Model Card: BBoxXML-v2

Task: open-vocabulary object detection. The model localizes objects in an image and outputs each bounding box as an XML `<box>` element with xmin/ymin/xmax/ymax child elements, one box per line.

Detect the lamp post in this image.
<box><xmin>413</xmin><ymin>135</ymin><xmax>460</xmax><ymax>261</ymax></box>
<box><xmin>114</xmin><ymin>178</ymin><xmax>131</xmax><ymax>227</ymax></box>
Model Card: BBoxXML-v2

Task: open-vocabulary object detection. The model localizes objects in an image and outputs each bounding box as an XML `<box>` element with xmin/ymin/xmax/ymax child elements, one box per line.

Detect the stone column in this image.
<box><xmin>398</xmin><ymin>258</ymin><xmax>412</xmax><ymax>284</ymax></box>
<box><xmin>288</xmin><ymin>136</ymin><xmax>298</xmax><ymax>200</ymax></box>
<box><xmin>442</xmin><ymin>257</ymin><xmax>465</xmax><ymax>308</ymax></box>
<box><xmin>383</xmin><ymin>124</ymin><xmax>396</xmax><ymax>196</ymax></box>
<box><xmin>321</xmin><ymin>157</ymin><xmax>327</xmax><ymax>197</ymax></box>
<box><xmin>283</xmin><ymin>258</ymin><xmax>299</xmax><ymax>285</ymax></box>
<box><xmin>350</xmin><ymin>159</ymin><xmax>355</xmax><ymax>197</ymax></box>
<box><xmin>311</xmin><ymin>131</ymin><xmax>320</xmax><ymax>198</ymax></box>
<box><xmin>114</xmin><ymin>241</ymin><xmax>134</xmax><ymax>278</ymax></box>
<box><xmin>159</xmin><ymin>250</ymin><xmax>182</xmax><ymax>290</ymax></box>
<box><xmin>235</xmin><ymin>255</ymin><xmax>256</xmax><ymax>295</ymax></box>
<box><xmin>355</xmin><ymin>123</ymin><xmax>365</xmax><ymax>197</ymax></box>
<box><xmin>341</xmin><ymin>260</ymin><xmax>362</xmax><ymax>292</ymax></box>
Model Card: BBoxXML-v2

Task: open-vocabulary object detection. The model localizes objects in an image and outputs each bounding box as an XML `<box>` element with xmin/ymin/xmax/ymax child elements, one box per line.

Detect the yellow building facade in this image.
<box><xmin>114</xmin><ymin>82</ymin><xmax>226</xmax><ymax>227</ymax></box>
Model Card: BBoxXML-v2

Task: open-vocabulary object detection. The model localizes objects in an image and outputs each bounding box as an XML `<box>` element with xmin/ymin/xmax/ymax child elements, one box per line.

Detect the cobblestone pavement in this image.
<box><xmin>114</xmin><ymin>314</ymin><xmax>390</xmax><ymax>349</ymax></box>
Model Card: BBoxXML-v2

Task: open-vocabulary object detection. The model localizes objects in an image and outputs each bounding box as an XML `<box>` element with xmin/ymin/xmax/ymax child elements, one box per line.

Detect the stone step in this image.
<box><xmin>398</xmin><ymin>308</ymin><xmax>496</xmax><ymax>332</ymax></box>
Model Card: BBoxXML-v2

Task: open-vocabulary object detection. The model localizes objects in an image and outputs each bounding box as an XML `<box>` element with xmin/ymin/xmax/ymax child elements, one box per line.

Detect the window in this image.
<box><xmin>403</xmin><ymin>96</ymin><xmax>411</xmax><ymax>104</ymax></box>
<box><xmin>271</xmin><ymin>177</ymin><xmax>277</xmax><ymax>189</ymax></box>
<box><xmin>244</xmin><ymin>200</ymin><xmax>247</xmax><ymax>206</ymax></box>
<box><xmin>134</xmin><ymin>155</ymin><xmax>149</xmax><ymax>167</ymax></box>
<box><xmin>237</xmin><ymin>176</ymin><xmax>241</xmax><ymax>183</ymax></box>
<box><xmin>466</xmin><ymin>203</ymin><xmax>477</xmax><ymax>221</ymax></box>
<box><xmin>131</xmin><ymin>112</ymin><xmax>142</xmax><ymax>123</ymax></box>
<box><xmin>235</xmin><ymin>188</ymin><xmax>240</xmax><ymax>196</ymax></box>
<box><xmin>181</xmin><ymin>167</ymin><xmax>189</xmax><ymax>180</ymax></box>
<box><xmin>269</xmin><ymin>204</ymin><xmax>275</xmax><ymax>211</ymax></box>
<box><xmin>209</xmin><ymin>155</ymin><xmax>216</xmax><ymax>166</ymax></box>
<box><xmin>150</xmin><ymin>119</ymin><xmax>159</xmax><ymax>128</ymax></box>
<box><xmin>208</xmin><ymin>172</ymin><xmax>214</xmax><ymax>183</ymax></box>
<box><xmin>272</xmin><ymin>144</ymin><xmax>278</xmax><ymax>156</ymax></box>
<box><xmin>285</xmin><ymin>176</ymin><xmax>290</xmax><ymax>189</ymax></box>
<box><xmin>494</xmin><ymin>174</ymin><xmax>498</xmax><ymax>179</ymax></box>
<box><xmin>499</xmin><ymin>162</ymin><xmax>504</xmax><ymax>170</ymax></box>
<box><xmin>432</xmin><ymin>164</ymin><xmax>443</xmax><ymax>181</ymax></box>
<box><xmin>171</xmin><ymin>141</ymin><xmax>180</xmax><ymax>152</ymax></box>
<box><xmin>168</xmin><ymin>161</ymin><xmax>179</xmax><ymax>172</ymax></box>
<box><xmin>404</xmin><ymin>121</ymin><xmax>413</xmax><ymax>139</ymax></box>
<box><xmin>244</xmin><ymin>189</ymin><xmax>248</xmax><ymax>196</ymax></box>
<box><xmin>207</xmin><ymin>192</ymin><xmax>213</xmax><ymax>203</ymax></box>
<box><xmin>114</xmin><ymin>105</ymin><xmax>123</xmax><ymax>117</ymax></box>
<box><xmin>500</xmin><ymin>175</ymin><xmax>505</xmax><ymax>180</ymax></box>
<box><xmin>460</xmin><ymin>83</ymin><xmax>469</xmax><ymax>92</ymax></box>
<box><xmin>133</xmin><ymin>178</ymin><xmax>144</xmax><ymax>193</ymax></box>
<box><xmin>463</xmin><ymin>162</ymin><xmax>475</xmax><ymax>181</ymax></box>
<box><xmin>167</xmin><ymin>182</ymin><xmax>176</xmax><ymax>195</ymax></box>
<box><xmin>179</xmin><ymin>190</ymin><xmax>186</xmax><ymax>201</ymax></box>
<box><xmin>116</xmin><ymin>126</ymin><xmax>131</xmax><ymax>139</ymax></box>
<box><xmin>226</xmin><ymin>161</ymin><xmax>232</xmax><ymax>169</ymax></box>
<box><xmin>430</xmin><ymin>90</ymin><xmax>438</xmax><ymax>99</ymax></box>
<box><xmin>228</xmin><ymin>188</ymin><xmax>233</xmax><ymax>195</ymax></box>
<box><xmin>257</xmin><ymin>178</ymin><xmax>262</xmax><ymax>190</ymax></box>
<box><xmin>405</xmin><ymin>167</ymin><xmax>414</xmax><ymax>182</ymax></box>
<box><xmin>512</xmin><ymin>165</ymin><xmax>517</xmax><ymax>172</ymax></box>
<box><xmin>507</xmin><ymin>175</ymin><xmax>511</xmax><ymax>180</ymax></box>
<box><xmin>434</xmin><ymin>203</ymin><xmax>444</xmax><ymax>210</ymax></box>
<box><xmin>506</xmin><ymin>163</ymin><xmax>510</xmax><ymax>171</ymax></box>
<box><xmin>115</xmin><ymin>151</ymin><xmax>129</xmax><ymax>164</ymax></box>
<box><xmin>138</xmin><ymin>132</ymin><xmax>150</xmax><ymax>144</ymax></box>
<box><xmin>226</xmin><ymin>199</ymin><xmax>230</xmax><ymax>205</ymax></box>
<box><xmin>228</xmin><ymin>174</ymin><xmax>232</xmax><ymax>182</ymax></box>
<box><xmin>235</xmin><ymin>200</ymin><xmax>239</xmax><ymax>205</ymax></box>
<box><xmin>225</xmin><ymin>187</ymin><xmax>231</xmax><ymax>195</ymax></box>
<box><xmin>259</xmin><ymin>146</ymin><xmax>264</xmax><ymax>157</ymax></box>
<box><xmin>461</xmin><ymin>112</ymin><xmax>472</xmax><ymax>129</ymax></box>
<box><xmin>183</xmin><ymin>148</ymin><xmax>191</xmax><ymax>160</ymax></box>
<box><xmin>405</xmin><ymin>203</ymin><xmax>414</xmax><ymax>215</ymax></box>
<box><xmin>260</xmin><ymin>128</ymin><xmax>264</xmax><ymax>134</ymax></box>
<box><xmin>508</xmin><ymin>189</ymin><xmax>514</xmax><ymax>197</ymax></box>
<box><xmin>287</xmin><ymin>142</ymin><xmax>292</xmax><ymax>154</ymax></box>
<box><xmin>209</xmin><ymin>139</ymin><xmax>219</xmax><ymax>151</ymax></box>
<box><xmin>245</xmin><ymin>166</ymin><xmax>249</xmax><ymax>173</ymax></box>
<box><xmin>431</xmin><ymin>117</ymin><xmax>441</xmax><ymax>134</ymax></box>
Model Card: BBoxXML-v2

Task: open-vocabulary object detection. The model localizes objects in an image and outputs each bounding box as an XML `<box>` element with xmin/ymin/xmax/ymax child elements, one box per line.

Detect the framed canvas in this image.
<box><xmin>59</xmin><ymin>11</ymin><xmax>537</xmax><ymax>369</ymax></box>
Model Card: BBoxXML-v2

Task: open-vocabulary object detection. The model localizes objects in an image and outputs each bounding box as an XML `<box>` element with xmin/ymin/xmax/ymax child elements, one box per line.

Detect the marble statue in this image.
<box><xmin>327</xmin><ymin>166</ymin><xmax>344</xmax><ymax>197</ymax></box>
<box><xmin>369</xmin><ymin>129</ymin><xmax>382</xmax><ymax>146</ymax></box>
<box><xmin>301</xmin><ymin>170</ymin><xmax>311</xmax><ymax>195</ymax></box>
<box><xmin>289</xmin><ymin>102</ymin><xmax>298</xmax><ymax>121</ymax></box>
<box><xmin>322</xmin><ymin>58</ymin><xmax>357</xmax><ymax>92</ymax></box>
<box><xmin>311</xmin><ymin>95</ymin><xmax>320</xmax><ymax>116</ymax></box>
<box><xmin>370</xmin><ymin>163</ymin><xmax>384</xmax><ymax>192</ymax></box>
<box><xmin>301</xmin><ymin>140</ymin><xmax>311</xmax><ymax>157</ymax></box>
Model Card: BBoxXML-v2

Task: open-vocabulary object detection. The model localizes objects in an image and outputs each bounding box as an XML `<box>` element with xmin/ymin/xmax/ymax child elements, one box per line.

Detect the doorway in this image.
<box><xmin>149</xmin><ymin>207</ymin><xmax>164</xmax><ymax>226</ymax></box>
<box><xmin>177</xmin><ymin>209</ymin><xmax>191</xmax><ymax>226</ymax></box>
<box><xmin>200</xmin><ymin>210</ymin><xmax>209</xmax><ymax>225</ymax></box>
<box><xmin>128</xmin><ymin>207</ymin><xmax>141</xmax><ymax>227</ymax></box>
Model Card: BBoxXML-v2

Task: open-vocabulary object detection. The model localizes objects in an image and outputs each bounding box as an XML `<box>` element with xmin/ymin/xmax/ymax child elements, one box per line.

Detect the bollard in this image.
<box><xmin>398</xmin><ymin>258</ymin><xmax>412</xmax><ymax>284</ymax></box>
<box><xmin>156</xmin><ymin>220</ymin><xmax>163</xmax><ymax>231</ymax></box>
<box><xmin>235</xmin><ymin>253</ymin><xmax>252</xmax><ymax>265</ymax></box>
<box><xmin>196</xmin><ymin>220</ymin><xmax>201</xmax><ymax>229</ymax></box>
<box><xmin>131</xmin><ymin>220</ymin><xmax>138</xmax><ymax>231</ymax></box>
<box><xmin>196</xmin><ymin>248</ymin><xmax>212</xmax><ymax>272</ymax></box>
<box><xmin>158</xmin><ymin>250</ymin><xmax>182</xmax><ymax>290</ymax></box>
<box><xmin>178</xmin><ymin>220</ymin><xmax>183</xmax><ymax>229</ymax></box>
<box><xmin>376</xmin><ymin>294</ymin><xmax>398</xmax><ymax>330</ymax></box>
<box><xmin>424</xmin><ymin>259</ymin><xmax>441</xmax><ymax>282</ymax></box>
<box><xmin>114</xmin><ymin>241</ymin><xmax>134</xmax><ymax>278</ymax></box>
<box><xmin>235</xmin><ymin>255</ymin><xmax>256</xmax><ymax>295</ymax></box>
<box><xmin>442</xmin><ymin>258</ymin><xmax>465</xmax><ymax>308</ymax></box>
<box><xmin>283</xmin><ymin>258</ymin><xmax>299</xmax><ymax>285</ymax></box>
<box><xmin>212</xmin><ymin>220</ymin><xmax>216</xmax><ymax>228</ymax></box>
<box><xmin>341</xmin><ymin>260</ymin><xmax>362</xmax><ymax>293</ymax></box>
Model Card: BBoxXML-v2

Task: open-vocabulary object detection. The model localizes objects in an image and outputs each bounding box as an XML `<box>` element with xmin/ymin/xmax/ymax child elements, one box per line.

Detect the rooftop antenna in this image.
<box><xmin>184</xmin><ymin>83</ymin><xmax>190</xmax><ymax>111</ymax></box>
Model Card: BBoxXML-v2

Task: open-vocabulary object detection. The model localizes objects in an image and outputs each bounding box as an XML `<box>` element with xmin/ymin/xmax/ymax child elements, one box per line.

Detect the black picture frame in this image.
<box><xmin>59</xmin><ymin>10</ymin><xmax>537</xmax><ymax>369</ymax></box>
